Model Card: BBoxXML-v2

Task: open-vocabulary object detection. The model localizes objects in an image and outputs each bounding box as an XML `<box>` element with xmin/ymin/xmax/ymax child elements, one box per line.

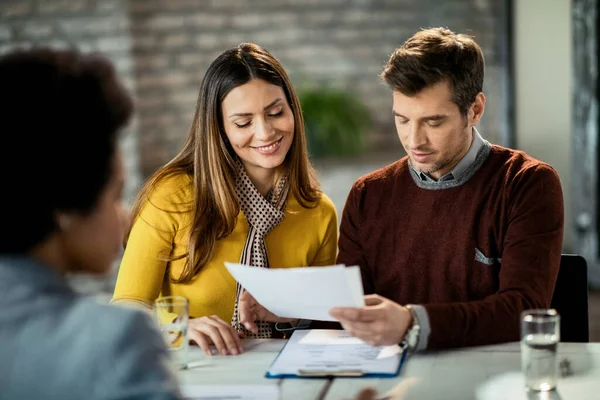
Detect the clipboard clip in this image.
<box><xmin>297</xmin><ymin>369</ymin><xmax>365</xmax><ymax>377</ymax></box>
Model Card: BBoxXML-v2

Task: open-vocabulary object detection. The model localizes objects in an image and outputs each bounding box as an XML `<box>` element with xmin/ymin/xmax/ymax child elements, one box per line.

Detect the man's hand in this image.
<box><xmin>329</xmin><ymin>294</ymin><xmax>413</xmax><ymax>347</ymax></box>
<box><xmin>238</xmin><ymin>290</ymin><xmax>296</xmax><ymax>334</ymax></box>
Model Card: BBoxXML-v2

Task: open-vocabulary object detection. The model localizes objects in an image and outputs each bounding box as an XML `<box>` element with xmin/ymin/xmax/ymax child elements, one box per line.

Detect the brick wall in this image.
<box><xmin>1</xmin><ymin>0</ymin><xmax>512</xmax><ymax>180</ymax></box>
<box><xmin>0</xmin><ymin>0</ymin><xmax>142</xmax><ymax>202</ymax></box>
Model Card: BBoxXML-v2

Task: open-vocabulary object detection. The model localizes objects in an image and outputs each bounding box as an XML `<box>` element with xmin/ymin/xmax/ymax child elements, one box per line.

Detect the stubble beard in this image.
<box><xmin>416</xmin><ymin>125</ymin><xmax>472</xmax><ymax>176</ymax></box>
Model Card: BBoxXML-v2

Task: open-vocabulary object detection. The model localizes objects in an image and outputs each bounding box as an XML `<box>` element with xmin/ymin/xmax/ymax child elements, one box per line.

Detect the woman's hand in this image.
<box><xmin>188</xmin><ymin>315</ymin><xmax>244</xmax><ymax>356</ymax></box>
<box><xmin>238</xmin><ymin>291</ymin><xmax>296</xmax><ymax>334</ymax></box>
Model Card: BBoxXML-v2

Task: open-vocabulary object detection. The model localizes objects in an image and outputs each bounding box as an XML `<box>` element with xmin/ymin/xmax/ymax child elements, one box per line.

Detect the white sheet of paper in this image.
<box><xmin>180</xmin><ymin>384</ymin><xmax>279</xmax><ymax>400</ymax></box>
<box><xmin>299</xmin><ymin>329</ymin><xmax>403</xmax><ymax>359</ymax></box>
<box><xmin>298</xmin><ymin>329</ymin><xmax>365</xmax><ymax>345</ymax></box>
<box><xmin>267</xmin><ymin>329</ymin><xmax>403</xmax><ymax>376</ymax></box>
<box><xmin>224</xmin><ymin>263</ymin><xmax>364</xmax><ymax>321</ymax></box>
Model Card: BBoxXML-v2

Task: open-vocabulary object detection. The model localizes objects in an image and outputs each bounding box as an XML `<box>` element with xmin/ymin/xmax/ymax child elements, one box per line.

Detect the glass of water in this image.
<box><xmin>154</xmin><ymin>296</ymin><xmax>189</xmax><ymax>369</ymax></box>
<box><xmin>521</xmin><ymin>309</ymin><xmax>560</xmax><ymax>392</ymax></box>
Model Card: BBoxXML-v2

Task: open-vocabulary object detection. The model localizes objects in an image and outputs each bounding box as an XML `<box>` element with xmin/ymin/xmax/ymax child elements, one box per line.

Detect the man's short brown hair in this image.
<box><xmin>381</xmin><ymin>27</ymin><xmax>484</xmax><ymax>116</ymax></box>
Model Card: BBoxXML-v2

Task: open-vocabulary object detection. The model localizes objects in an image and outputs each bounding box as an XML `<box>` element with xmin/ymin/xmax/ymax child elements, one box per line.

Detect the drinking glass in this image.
<box><xmin>521</xmin><ymin>309</ymin><xmax>560</xmax><ymax>391</ymax></box>
<box><xmin>155</xmin><ymin>296</ymin><xmax>189</xmax><ymax>369</ymax></box>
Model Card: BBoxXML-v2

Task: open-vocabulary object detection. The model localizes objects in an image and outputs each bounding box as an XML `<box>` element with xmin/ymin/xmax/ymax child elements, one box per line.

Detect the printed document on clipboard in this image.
<box><xmin>265</xmin><ymin>329</ymin><xmax>407</xmax><ymax>378</ymax></box>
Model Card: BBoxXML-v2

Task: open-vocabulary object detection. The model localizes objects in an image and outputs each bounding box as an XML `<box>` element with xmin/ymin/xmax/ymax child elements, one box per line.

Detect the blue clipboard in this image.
<box><xmin>265</xmin><ymin>329</ymin><xmax>408</xmax><ymax>379</ymax></box>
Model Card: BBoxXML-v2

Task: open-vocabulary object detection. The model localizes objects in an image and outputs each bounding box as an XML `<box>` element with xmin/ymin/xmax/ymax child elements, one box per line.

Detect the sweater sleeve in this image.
<box><xmin>95</xmin><ymin>310</ymin><xmax>182</xmax><ymax>400</ymax></box>
<box><xmin>337</xmin><ymin>180</ymin><xmax>375</xmax><ymax>295</ymax></box>
<box><xmin>423</xmin><ymin>164</ymin><xmax>564</xmax><ymax>349</ymax></box>
<box><xmin>112</xmin><ymin>179</ymin><xmax>187</xmax><ymax>307</ymax></box>
<box><xmin>310</xmin><ymin>182</ymin><xmax>370</xmax><ymax>331</ymax></box>
<box><xmin>310</xmin><ymin>194</ymin><xmax>339</xmax><ymax>267</ymax></box>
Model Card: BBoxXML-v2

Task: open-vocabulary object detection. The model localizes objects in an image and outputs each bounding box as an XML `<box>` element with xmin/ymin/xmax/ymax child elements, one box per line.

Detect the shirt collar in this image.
<box><xmin>0</xmin><ymin>255</ymin><xmax>73</xmax><ymax>293</ymax></box>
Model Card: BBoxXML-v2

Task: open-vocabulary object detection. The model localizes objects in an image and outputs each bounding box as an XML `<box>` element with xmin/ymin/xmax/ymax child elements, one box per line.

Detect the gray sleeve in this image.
<box><xmin>408</xmin><ymin>304</ymin><xmax>431</xmax><ymax>352</ymax></box>
<box><xmin>95</xmin><ymin>310</ymin><xmax>182</xmax><ymax>400</ymax></box>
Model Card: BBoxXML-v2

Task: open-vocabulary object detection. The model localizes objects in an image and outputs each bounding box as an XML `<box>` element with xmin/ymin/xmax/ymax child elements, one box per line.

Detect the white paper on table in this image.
<box><xmin>298</xmin><ymin>329</ymin><xmax>365</xmax><ymax>345</ymax></box>
<box><xmin>267</xmin><ymin>329</ymin><xmax>404</xmax><ymax>377</ymax></box>
<box><xmin>299</xmin><ymin>329</ymin><xmax>403</xmax><ymax>360</ymax></box>
<box><xmin>180</xmin><ymin>384</ymin><xmax>279</xmax><ymax>400</ymax></box>
<box><xmin>224</xmin><ymin>263</ymin><xmax>365</xmax><ymax>321</ymax></box>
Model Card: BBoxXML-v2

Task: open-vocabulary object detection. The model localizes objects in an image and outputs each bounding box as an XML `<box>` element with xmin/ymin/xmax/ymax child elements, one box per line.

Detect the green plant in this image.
<box><xmin>298</xmin><ymin>86</ymin><xmax>371</xmax><ymax>158</ymax></box>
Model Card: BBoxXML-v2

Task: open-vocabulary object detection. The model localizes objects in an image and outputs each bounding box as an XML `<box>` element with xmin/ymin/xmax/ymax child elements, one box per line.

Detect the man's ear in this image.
<box><xmin>468</xmin><ymin>92</ymin><xmax>486</xmax><ymax>126</ymax></box>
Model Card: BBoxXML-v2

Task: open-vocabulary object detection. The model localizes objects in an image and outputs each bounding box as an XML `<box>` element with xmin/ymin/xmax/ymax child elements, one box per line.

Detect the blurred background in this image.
<box><xmin>1</xmin><ymin>0</ymin><xmax>598</xmax><ymax>339</ymax></box>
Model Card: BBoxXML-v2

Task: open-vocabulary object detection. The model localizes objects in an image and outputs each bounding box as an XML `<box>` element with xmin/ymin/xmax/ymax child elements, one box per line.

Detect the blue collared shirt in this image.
<box><xmin>0</xmin><ymin>256</ymin><xmax>181</xmax><ymax>400</ymax></box>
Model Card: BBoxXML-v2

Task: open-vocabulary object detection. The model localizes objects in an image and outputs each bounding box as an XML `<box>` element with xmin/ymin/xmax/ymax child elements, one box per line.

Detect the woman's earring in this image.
<box><xmin>58</xmin><ymin>215</ymin><xmax>71</xmax><ymax>231</ymax></box>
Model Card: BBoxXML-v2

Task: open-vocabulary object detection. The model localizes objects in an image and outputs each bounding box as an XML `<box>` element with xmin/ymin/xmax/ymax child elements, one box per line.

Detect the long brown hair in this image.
<box><xmin>126</xmin><ymin>43</ymin><xmax>321</xmax><ymax>284</ymax></box>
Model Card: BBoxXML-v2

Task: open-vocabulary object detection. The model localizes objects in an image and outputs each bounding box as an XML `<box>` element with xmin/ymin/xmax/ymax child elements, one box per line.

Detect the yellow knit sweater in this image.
<box><xmin>112</xmin><ymin>173</ymin><xmax>338</xmax><ymax>321</ymax></box>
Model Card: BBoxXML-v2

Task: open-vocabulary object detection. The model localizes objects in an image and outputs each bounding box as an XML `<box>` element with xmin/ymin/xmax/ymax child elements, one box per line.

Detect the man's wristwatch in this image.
<box><xmin>403</xmin><ymin>305</ymin><xmax>421</xmax><ymax>352</ymax></box>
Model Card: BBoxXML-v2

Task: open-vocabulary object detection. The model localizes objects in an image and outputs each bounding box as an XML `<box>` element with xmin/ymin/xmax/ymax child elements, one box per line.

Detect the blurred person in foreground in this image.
<box><xmin>329</xmin><ymin>28</ymin><xmax>564</xmax><ymax>352</ymax></box>
<box><xmin>111</xmin><ymin>43</ymin><xmax>338</xmax><ymax>356</ymax></box>
<box><xmin>0</xmin><ymin>48</ymin><xmax>180</xmax><ymax>400</ymax></box>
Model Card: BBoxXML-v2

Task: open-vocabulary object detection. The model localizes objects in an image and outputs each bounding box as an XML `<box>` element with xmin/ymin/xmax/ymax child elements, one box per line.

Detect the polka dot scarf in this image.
<box><xmin>230</xmin><ymin>160</ymin><xmax>290</xmax><ymax>338</ymax></box>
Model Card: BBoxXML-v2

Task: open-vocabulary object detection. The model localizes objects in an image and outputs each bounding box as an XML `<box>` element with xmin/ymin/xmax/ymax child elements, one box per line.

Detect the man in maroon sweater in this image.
<box><xmin>329</xmin><ymin>28</ymin><xmax>564</xmax><ymax>351</ymax></box>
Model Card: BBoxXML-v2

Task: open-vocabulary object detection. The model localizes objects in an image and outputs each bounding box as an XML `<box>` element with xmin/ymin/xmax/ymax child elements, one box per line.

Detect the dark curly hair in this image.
<box><xmin>0</xmin><ymin>48</ymin><xmax>133</xmax><ymax>254</ymax></box>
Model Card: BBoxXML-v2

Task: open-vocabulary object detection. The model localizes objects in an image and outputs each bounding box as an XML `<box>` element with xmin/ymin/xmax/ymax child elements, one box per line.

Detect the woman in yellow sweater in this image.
<box><xmin>112</xmin><ymin>43</ymin><xmax>338</xmax><ymax>356</ymax></box>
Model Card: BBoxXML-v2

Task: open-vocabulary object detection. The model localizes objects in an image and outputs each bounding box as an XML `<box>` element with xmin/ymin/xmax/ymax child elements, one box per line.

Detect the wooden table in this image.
<box><xmin>178</xmin><ymin>340</ymin><xmax>600</xmax><ymax>400</ymax></box>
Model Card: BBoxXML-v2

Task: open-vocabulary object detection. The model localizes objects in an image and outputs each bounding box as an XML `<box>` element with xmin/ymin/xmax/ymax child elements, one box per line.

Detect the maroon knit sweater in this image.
<box><xmin>337</xmin><ymin>145</ymin><xmax>564</xmax><ymax>349</ymax></box>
